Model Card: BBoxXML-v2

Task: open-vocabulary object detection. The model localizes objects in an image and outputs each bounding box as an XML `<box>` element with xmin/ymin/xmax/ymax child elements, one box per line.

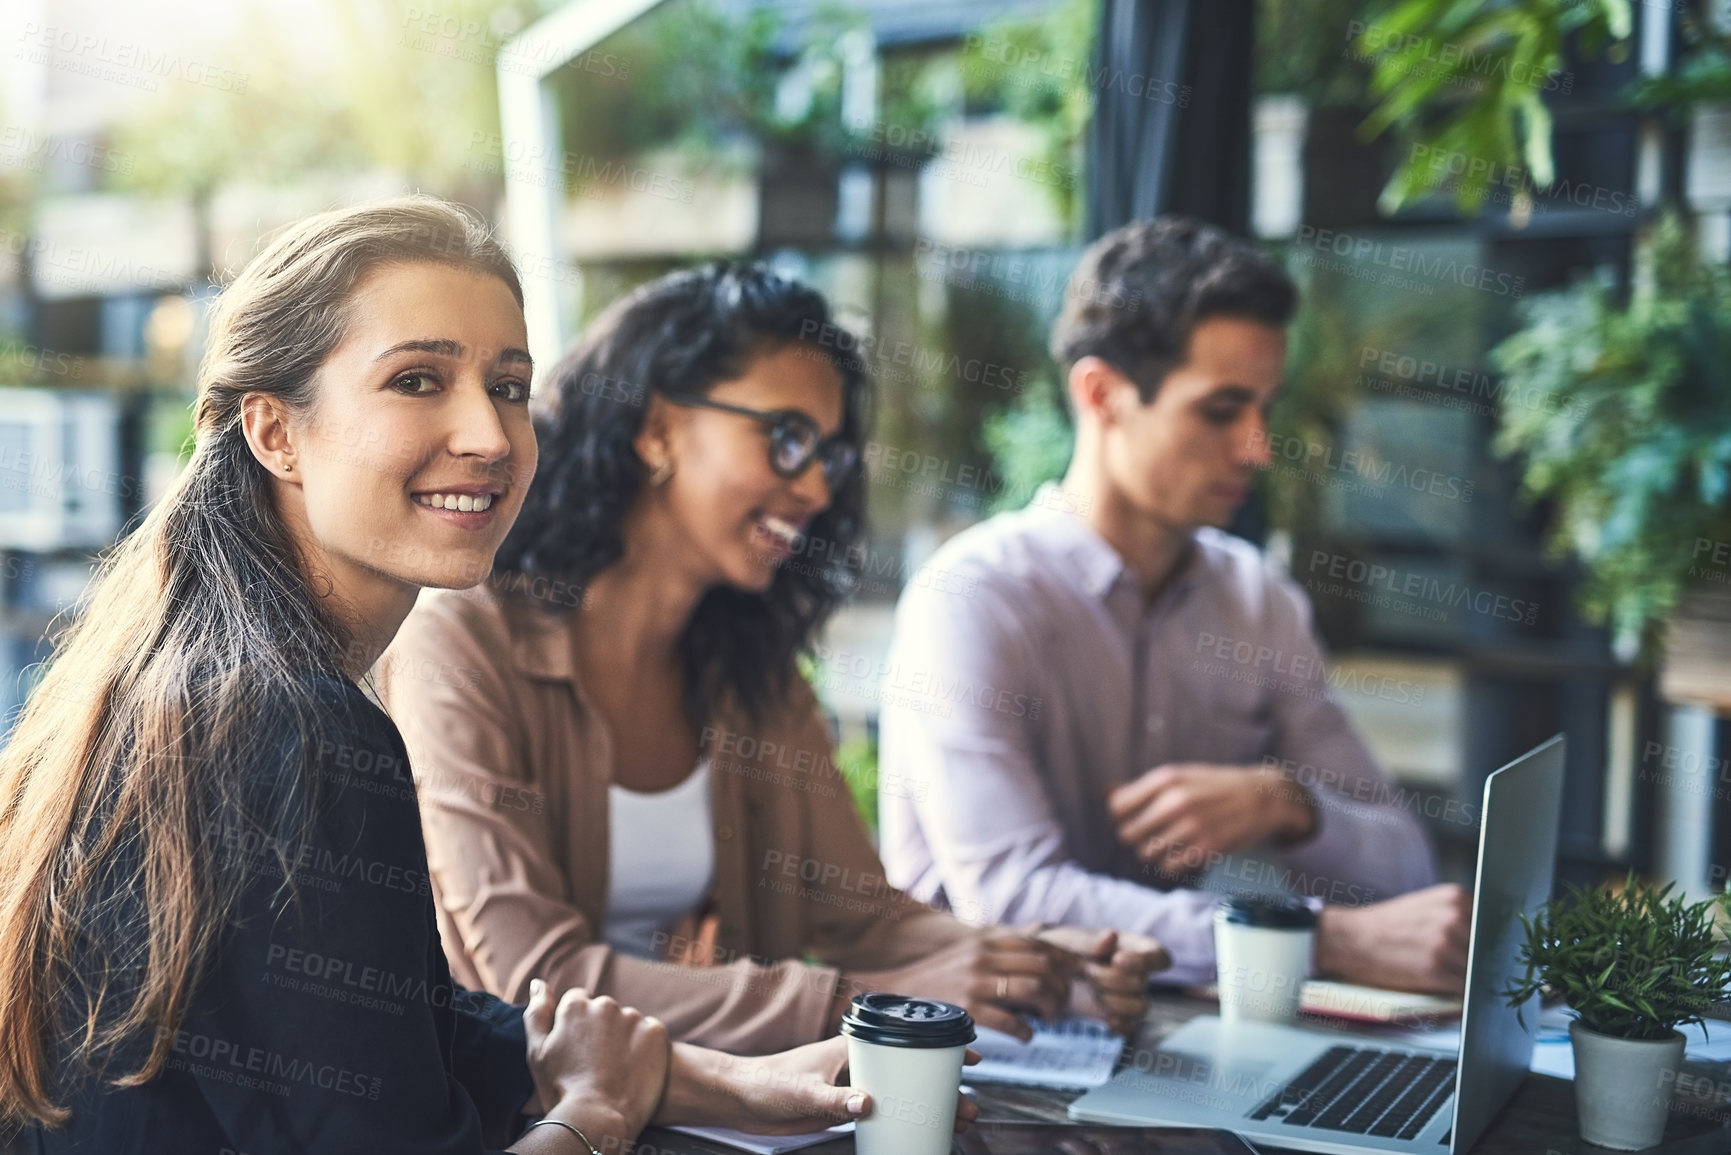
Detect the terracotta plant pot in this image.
<box><xmin>1569</xmin><ymin>1020</ymin><xmax>1686</xmax><ymax>1150</ymax></box>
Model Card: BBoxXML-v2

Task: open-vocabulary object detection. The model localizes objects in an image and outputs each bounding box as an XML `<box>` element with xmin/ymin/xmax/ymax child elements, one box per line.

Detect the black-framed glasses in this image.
<box><xmin>663</xmin><ymin>394</ymin><xmax>859</xmax><ymax>491</ymax></box>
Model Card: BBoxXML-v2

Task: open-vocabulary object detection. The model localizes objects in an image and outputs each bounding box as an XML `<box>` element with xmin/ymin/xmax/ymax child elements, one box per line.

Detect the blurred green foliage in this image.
<box><xmin>1256</xmin><ymin>0</ymin><xmax>1380</xmax><ymax>106</ymax></box>
<box><xmin>1354</xmin><ymin>0</ymin><xmax>1632</xmax><ymax>213</ymax></box>
<box><xmin>0</xmin><ymin>116</ymin><xmax>33</xmax><ymax>246</ymax></box>
<box><xmin>1255</xmin><ymin>0</ymin><xmax>1645</xmax><ymax>217</ymax></box>
<box><xmin>956</xmin><ymin>0</ymin><xmax>1097</xmax><ymax>231</ymax></box>
<box><xmin>551</xmin><ymin>0</ymin><xmax>784</xmax><ymax>162</ymax></box>
<box><xmin>1270</xmin><ymin>232</ymin><xmax>1490</xmax><ymax>537</ymax></box>
<box><xmin>798</xmin><ymin>651</ymin><xmax>882</xmax><ymax>834</ymax></box>
<box><xmin>1492</xmin><ymin>214</ymin><xmax>1731</xmax><ymax>651</ymax></box>
<box><xmin>54</xmin><ymin>0</ymin><xmax>1693</xmax><ymax>235</ymax></box>
<box><xmin>981</xmin><ymin>380</ymin><xmax>1073</xmax><ymax>515</ymax></box>
<box><xmin>1630</xmin><ymin>2</ymin><xmax>1731</xmax><ymax>113</ymax></box>
<box><xmin>1265</xmin><ymin>267</ymin><xmax>1367</xmax><ymax>535</ymax></box>
<box><xmin>110</xmin><ymin>0</ymin><xmax>544</xmax><ymax>204</ymax></box>
<box><xmin>835</xmin><ymin>735</ymin><xmax>881</xmax><ymax>834</ymax></box>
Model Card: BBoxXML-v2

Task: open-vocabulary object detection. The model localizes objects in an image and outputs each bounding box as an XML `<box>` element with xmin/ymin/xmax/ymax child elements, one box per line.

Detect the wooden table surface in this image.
<box><xmin>636</xmin><ymin>992</ymin><xmax>1731</xmax><ymax>1155</ymax></box>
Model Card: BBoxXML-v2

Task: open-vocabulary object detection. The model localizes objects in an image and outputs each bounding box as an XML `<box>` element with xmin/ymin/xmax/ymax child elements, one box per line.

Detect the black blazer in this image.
<box><xmin>20</xmin><ymin>678</ymin><xmax>535</xmax><ymax>1154</ymax></box>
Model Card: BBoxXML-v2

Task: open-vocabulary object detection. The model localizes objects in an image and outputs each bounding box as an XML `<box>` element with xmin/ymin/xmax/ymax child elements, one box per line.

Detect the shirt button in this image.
<box><xmin>1145</xmin><ymin>715</ymin><xmax>1164</xmax><ymax>734</ymax></box>
<box><xmin>716</xmin><ymin>824</ymin><xmax>733</xmax><ymax>840</ymax></box>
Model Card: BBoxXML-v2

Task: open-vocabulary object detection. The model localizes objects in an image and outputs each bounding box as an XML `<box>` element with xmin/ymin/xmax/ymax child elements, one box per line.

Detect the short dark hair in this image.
<box><xmin>493</xmin><ymin>262</ymin><xmax>870</xmax><ymax>727</ymax></box>
<box><xmin>1049</xmin><ymin>217</ymin><xmax>1297</xmax><ymax>403</ymax></box>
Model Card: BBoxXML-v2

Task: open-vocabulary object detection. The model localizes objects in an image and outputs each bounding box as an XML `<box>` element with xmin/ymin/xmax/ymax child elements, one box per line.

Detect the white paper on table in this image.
<box><xmin>1682</xmin><ymin>1019</ymin><xmax>1731</xmax><ymax>1063</ymax></box>
<box><xmin>666</xmin><ymin>1122</ymin><xmax>852</xmax><ymax>1153</ymax></box>
<box><xmin>962</xmin><ymin>1017</ymin><xmax>1125</xmax><ymax>1090</ymax></box>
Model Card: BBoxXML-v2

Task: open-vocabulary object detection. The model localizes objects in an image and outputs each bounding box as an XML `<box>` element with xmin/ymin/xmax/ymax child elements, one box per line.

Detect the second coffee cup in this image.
<box><xmin>1214</xmin><ymin>894</ymin><xmax>1317</xmax><ymax>1026</ymax></box>
<box><xmin>841</xmin><ymin>992</ymin><xmax>975</xmax><ymax>1155</ymax></box>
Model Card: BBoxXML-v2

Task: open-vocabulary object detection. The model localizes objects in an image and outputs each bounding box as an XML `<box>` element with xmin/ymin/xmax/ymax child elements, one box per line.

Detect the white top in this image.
<box><xmin>602</xmin><ymin>757</ymin><xmax>716</xmax><ymax>959</ymax></box>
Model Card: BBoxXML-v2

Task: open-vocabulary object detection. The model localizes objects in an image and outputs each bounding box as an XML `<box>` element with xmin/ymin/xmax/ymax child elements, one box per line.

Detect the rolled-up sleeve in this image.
<box><xmin>880</xmin><ymin>579</ymin><xmax>1223</xmax><ymax>984</ymax></box>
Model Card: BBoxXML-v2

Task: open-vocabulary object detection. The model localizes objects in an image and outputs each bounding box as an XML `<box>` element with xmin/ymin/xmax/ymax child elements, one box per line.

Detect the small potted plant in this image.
<box><xmin>1503</xmin><ymin>875</ymin><xmax>1731</xmax><ymax>1150</ymax></box>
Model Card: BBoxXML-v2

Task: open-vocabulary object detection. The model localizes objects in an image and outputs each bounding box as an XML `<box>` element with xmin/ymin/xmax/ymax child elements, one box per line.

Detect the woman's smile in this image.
<box><xmin>751</xmin><ymin>513</ymin><xmax>807</xmax><ymax>560</ymax></box>
<box><xmin>411</xmin><ymin>483</ymin><xmax>506</xmax><ymax>527</ymax></box>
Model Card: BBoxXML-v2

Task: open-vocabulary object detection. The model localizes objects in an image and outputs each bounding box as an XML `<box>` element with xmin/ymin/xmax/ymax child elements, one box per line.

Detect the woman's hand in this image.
<box><xmin>653</xmin><ymin>1037</ymin><xmax>982</xmax><ymax>1136</ymax></box>
<box><xmin>1033</xmin><ymin>927</ymin><xmax>1170</xmax><ymax>1037</ymax></box>
<box><xmin>836</xmin><ymin>930</ymin><xmax>1074</xmax><ymax>1041</ymax></box>
<box><xmin>522</xmin><ymin>980</ymin><xmax>670</xmax><ymax>1147</ymax></box>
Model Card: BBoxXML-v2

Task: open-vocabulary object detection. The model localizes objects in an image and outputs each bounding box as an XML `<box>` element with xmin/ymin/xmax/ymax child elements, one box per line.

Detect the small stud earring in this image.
<box><xmin>650</xmin><ymin>459</ymin><xmax>674</xmax><ymax>486</ymax></box>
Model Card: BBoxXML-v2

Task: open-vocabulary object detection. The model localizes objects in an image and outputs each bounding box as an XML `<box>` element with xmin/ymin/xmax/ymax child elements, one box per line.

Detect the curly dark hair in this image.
<box><xmin>493</xmin><ymin>262</ymin><xmax>870</xmax><ymax>728</ymax></box>
<box><xmin>1049</xmin><ymin>216</ymin><xmax>1297</xmax><ymax>402</ymax></box>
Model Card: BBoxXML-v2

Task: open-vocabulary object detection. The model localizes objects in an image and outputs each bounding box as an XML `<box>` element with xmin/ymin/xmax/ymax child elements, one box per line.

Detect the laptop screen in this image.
<box><xmin>1450</xmin><ymin>734</ymin><xmax>1565</xmax><ymax>1151</ymax></box>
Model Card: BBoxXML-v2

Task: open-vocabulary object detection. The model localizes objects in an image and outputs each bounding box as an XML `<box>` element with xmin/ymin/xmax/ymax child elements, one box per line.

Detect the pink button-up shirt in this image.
<box><xmin>876</xmin><ymin>494</ymin><xmax>1437</xmax><ymax>984</ymax></box>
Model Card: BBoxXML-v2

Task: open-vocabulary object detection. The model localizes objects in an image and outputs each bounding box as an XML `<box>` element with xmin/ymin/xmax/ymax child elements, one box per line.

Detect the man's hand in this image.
<box><xmin>1314</xmin><ymin>884</ymin><xmax>1473</xmax><ymax>995</ymax></box>
<box><xmin>1033</xmin><ymin>927</ymin><xmax>1170</xmax><ymax>1036</ymax></box>
<box><xmin>1107</xmin><ymin>764</ymin><xmax>1316</xmax><ymax>879</ymax></box>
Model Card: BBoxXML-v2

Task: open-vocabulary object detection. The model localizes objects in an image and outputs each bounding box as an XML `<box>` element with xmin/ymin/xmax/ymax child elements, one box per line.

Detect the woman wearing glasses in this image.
<box><xmin>377</xmin><ymin>263</ymin><xmax>1168</xmax><ymax>1057</ymax></box>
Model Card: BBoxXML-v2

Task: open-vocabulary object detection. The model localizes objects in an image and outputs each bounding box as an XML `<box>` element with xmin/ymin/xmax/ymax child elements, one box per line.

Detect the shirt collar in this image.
<box><xmin>1029</xmin><ymin>482</ymin><xmax>1202</xmax><ymax>609</ymax></box>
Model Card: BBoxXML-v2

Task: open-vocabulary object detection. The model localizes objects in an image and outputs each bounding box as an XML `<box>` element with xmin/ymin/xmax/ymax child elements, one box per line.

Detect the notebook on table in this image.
<box><xmin>1183</xmin><ymin>979</ymin><xmax>1464</xmax><ymax>1025</ymax></box>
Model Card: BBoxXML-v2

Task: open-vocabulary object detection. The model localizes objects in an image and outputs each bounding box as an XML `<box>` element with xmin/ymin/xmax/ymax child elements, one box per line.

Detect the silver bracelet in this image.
<box><xmin>526</xmin><ymin>1117</ymin><xmax>602</xmax><ymax>1154</ymax></box>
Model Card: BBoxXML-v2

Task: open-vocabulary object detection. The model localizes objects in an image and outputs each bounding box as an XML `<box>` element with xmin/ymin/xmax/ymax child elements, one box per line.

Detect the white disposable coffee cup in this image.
<box><xmin>841</xmin><ymin>992</ymin><xmax>974</xmax><ymax>1155</ymax></box>
<box><xmin>1215</xmin><ymin>895</ymin><xmax>1317</xmax><ymax>1026</ymax></box>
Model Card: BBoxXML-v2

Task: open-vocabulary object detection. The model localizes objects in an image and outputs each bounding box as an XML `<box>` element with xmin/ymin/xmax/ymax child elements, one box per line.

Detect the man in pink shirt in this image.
<box><xmin>878</xmin><ymin>217</ymin><xmax>1471</xmax><ymax>992</ymax></box>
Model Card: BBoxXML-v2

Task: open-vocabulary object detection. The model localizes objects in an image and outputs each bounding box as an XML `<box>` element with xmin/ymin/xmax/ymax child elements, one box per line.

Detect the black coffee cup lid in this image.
<box><xmin>1217</xmin><ymin>894</ymin><xmax>1318</xmax><ymax>929</ymax></box>
<box><xmin>840</xmin><ymin>993</ymin><xmax>976</xmax><ymax>1049</ymax></box>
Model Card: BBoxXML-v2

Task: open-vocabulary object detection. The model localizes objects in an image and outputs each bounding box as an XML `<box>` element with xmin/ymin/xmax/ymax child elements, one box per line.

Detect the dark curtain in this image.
<box><xmin>1086</xmin><ymin>0</ymin><xmax>1256</xmax><ymax>239</ymax></box>
<box><xmin>1086</xmin><ymin>0</ymin><xmax>1263</xmax><ymax>542</ymax></box>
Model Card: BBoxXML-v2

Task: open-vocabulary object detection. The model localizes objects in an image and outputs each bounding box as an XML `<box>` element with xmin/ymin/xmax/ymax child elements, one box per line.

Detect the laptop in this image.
<box><xmin>1069</xmin><ymin>735</ymin><xmax>1566</xmax><ymax>1155</ymax></box>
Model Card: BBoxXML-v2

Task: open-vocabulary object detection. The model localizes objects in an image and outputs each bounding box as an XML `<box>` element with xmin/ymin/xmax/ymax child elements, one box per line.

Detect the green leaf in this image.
<box><xmin>1517</xmin><ymin>93</ymin><xmax>1554</xmax><ymax>187</ymax></box>
<box><xmin>1359</xmin><ymin>0</ymin><xmax>1632</xmax><ymax>213</ymax></box>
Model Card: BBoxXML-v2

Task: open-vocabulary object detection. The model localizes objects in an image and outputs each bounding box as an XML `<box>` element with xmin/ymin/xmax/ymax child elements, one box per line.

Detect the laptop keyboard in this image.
<box><xmin>1247</xmin><ymin>1045</ymin><xmax>1456</xmax><ymax>1140</ymax></box>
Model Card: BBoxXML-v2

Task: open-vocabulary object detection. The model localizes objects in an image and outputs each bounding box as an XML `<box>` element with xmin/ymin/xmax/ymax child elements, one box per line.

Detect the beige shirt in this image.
<box><xmin>375</xmin><ymin>582</ymin><xmax>973</xmax><ymax>1055</ymax></box>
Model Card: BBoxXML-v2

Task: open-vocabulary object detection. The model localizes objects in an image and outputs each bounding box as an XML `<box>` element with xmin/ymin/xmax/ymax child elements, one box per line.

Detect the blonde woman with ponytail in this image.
<box><xmin>0</xmin><ymin>197</ymin><xmax>964</xmax><ymax>1155</ymax></box>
